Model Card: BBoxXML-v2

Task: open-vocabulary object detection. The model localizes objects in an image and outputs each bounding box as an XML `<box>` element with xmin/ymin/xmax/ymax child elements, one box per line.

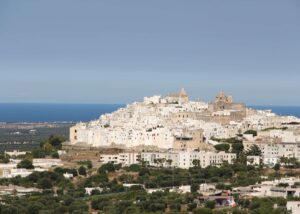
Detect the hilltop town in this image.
<box><xmin>68</xmin><ymin>89</ymin><xmax>300</xmax><ymax>167</ymax></box>
<box><xmin>70</xmin><ymin>89</ymin><xmax>299</xmax><ymax>148</ymax></box>
<box><xmin>70</xmin><ymin>89</ymin><xmax>249</xmax><ymax>149</ymax></box>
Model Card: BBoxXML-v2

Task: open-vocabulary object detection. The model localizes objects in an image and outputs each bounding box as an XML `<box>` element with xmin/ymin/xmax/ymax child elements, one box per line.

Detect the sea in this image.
<box><xmin>0</xmin><ymin>103</ymin><xmax>299</xmax><ymax>123</ymax></box>
<box><xmin>0</xmin><ymin>103</ymin><xmax>125</xmax><ymax>123</ymax></box>
<box><xmin>250</xmin><ymin>106</ymin><xmax>300</xmax><ymax>118</ymax></box>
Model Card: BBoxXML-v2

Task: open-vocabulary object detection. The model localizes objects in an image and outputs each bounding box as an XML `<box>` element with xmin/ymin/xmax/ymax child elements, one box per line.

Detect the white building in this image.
<box><xmin>169</xmin><ymin>185</ymin><xmax>191</xmax><ymax>194</ymax></box>
<box><xmin>99</xmin><ymin>153</ymin><xmax>140</xmax><ymax>166</ymax></box>
<box><xmin>287</xmin><ymin>201</ymin><xmax>300</xmax><ymax>214</ymax></box>
<box><xmin>63</xmin><ymin>173</ymin><xmax>74</xmax><ymax>179</ymax></box>
<box><xmin>141</xmin><ymin>150</ymin><xmax>236</xmax><ymax>169</ymax></box>
<box><xmin>5</xmin><ymin>150</ymin><xmax>27</xmax><ymax>157</ymax></box>
<box><xmin>235</xmin><ymin>177</ymin><xmax>300</xmax><ymax>199</ymax></box>
<box><xmin>176</xmin><ymin>151</ymin><xmax>236</xmax><ymax>169</ymax></box>
<box><xmin>140</xmin><ymin>151</ymin><xmax>179</xmax><ymax>167</ymax></box>
<box><xmin>244</xmin><ymin>140</ymin><xmax>300</xmax><ymax>166</ymax></box>
<box><xmin>247</xmin><ymin>156</ymin><xmax>261</xmax><ymax>166</ymax></box>
<box><xmin>1</xmin><ymin>168</ymin><xmax>32</xmax><ymax>178</ymax></box>
<box><xmin>0</xmin><ymin>158</ymin><xmax>63</xmax><ymax>178</ymax></box>
<box><xmin>69</xmin><ymin>89</ymin><xmax>300</xmax><ymax>152</ymax></box>
<box><xmin>33</xmin><ymin>159</ymin><xmax>63</xmax><ymax>168</ymax></box>
<box><xmin>85</xmin><ymin>187</ymin><xmax>103</xmax><ymax>196</ymax></box>
<box><xmin>0</xmin><ymin>185</ymin><xmax>41</xmax><ymax>196</ymax></box>
<box><xmin>99</xmin><ymin>150</ymin><xmax>236</xmax><ymax>169</ymax></box>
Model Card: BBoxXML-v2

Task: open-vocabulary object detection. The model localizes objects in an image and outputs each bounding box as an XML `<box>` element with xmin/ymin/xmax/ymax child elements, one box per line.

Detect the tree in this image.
<box><xmin>68</xmin><ymin>201</ymin><xmax>89</xmax><ymax>213</ymax></box>
<box><xmin>91</xmin><ymin>189</ymin><xmax>101</xmax><ymax>195</ymax></box>
<box><xmin>17</xmin><ymin>159</ymin><xmax>34</xmax><ymax>169</ymax></box>
<box><xmin>28</xmin><ymin>172</ymin><xmax>40</xmax><ymax>183</ymax></box>
<box><xmin>148</xmin><ymin>203</ymin><xmax>165</xmax><ymax>212</ymax></box>
<box><xmin>245</xmin><ymin>145</ymin><xmax>262</xmax><ymax>156</ymax></box>
<box><xmin>188</xmin><ymin>203</ymin><xmax>197</xmax><ymax>212</ymax></box>
<box><xmin>140</xmin><ymin>160</ymin><xmax>148</xmax><ymax>167</ymax></box>
<box><xmin>128</xmin><ymin>164</ymin><xmax>140</xmax><ymax>172</ymax></box>
<box><xmin>27</xmin><ymin>202</ymin><xmax>45</xmax><ymax>214</ymax></box>
<box><xmin>78</xmin><ymin>166</ymin><xmax>87</xmax><ymax>176</ymax></box>
<box><xmin>98</xmin><ymin>163</ymin><xmax>115</xmax><ymax>173</ymax></box>
<box><xmin>1</xmin><ymin>206</ymin><xmax>18</xmax><ymax>214</ymax></box>
<box><xmin>51</xmin><ymin>152</ymin><xmax>59</xmax><ymax>158</ymax></box>
<box><xmin>166</xmin><ymin>159</ymin><xmax>173</xmax><ymax>167</ymax></box>
<box><xmin>169</xmin><ymin>203</ymin><xmax>181</xmax><ymax>212</ymax></box>
<box><xmin>205</xmin><ymin>200</ymin><xmax>215</xmax><ymax>209</ymax></box>
<box><xmin>32</xmin><ymin>148</ymin><xmax>46</xmax><ymax>158</ymax></box>
<box><xmin>0</xmin><ymin>153</ymin><xmax>10</xmax><ymax>163</ymax></box>
<box><xmin>154</xmin><ymin>158</ymin><xmax>165</xmax><ymax>167</ymax></box>
<box><xmin>192</xmin><ymin>159</ymin><xmax>200</xmax><ymax>168</ymax></box>
<box><xmin>68</xmin><ymin>168</ymin><xmax>78</xmax><ymax>177</ymax></box>
<box><xmin>86</xmin><ymin>160</ymin><xmax>93</xmax><ymax>169</ymax></box>
<box><xmin>193</xmin><ymin>207</ymin><xmax>213</xmax><ymax>214</ymax></box>
<box><xmin>214</xmin><ymin>144</ymin><xmax>230</xmax><ymax>152</ymax></box>
<box><xmin>280</xmin><ymin>157</ymin><xmax>288</xmax><ymax>166</ymax></box>
<box><xmin>43</xmin><ymin>142</ymin><xmax>54</xmax><ymax>152</ymax></box>
<box><xmin>138</xmin><ymin>167</ymin><xmax>150</xmax><ymax>176</ymax></box>
<box><xmin>191</xmin><ymin>183</ymin><xmax>199</xmax><ymax>193</ymax></box>
<box><xmin>274</xmin><ymin>163</ymin><xmax>281</xmax><ymax>173</ymax></box>
<box><xmin>38</xmin><ymin>178</ymin><xmax>53</xmax><ymax>189</ymax></box>
<box><xmin>277</xmin><ymin>183</ymin><xmax>289</xmax><ymax>188</ymax></box>
<box><xmin>288</xmin><ymin>157</ymin><xmax>298</xmax><ymax>168</ymax></box>
<box><xmin>48</xmin><ymin>135</ymin><xmax>65</xmax><ymax>149</ymax></box>
<box><xmin>231</xmin><ymin>142</ymin><xmax>244</xmax><ymax>156</ymax></box>
<box><xmin>91</xmin><ymin>198</ymin><xmax>109</xmax><ymax>210</ymax></box>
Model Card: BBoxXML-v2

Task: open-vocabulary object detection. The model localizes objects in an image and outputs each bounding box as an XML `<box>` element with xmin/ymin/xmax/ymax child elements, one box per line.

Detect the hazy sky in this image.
<box><xmin>1</xmin><ymin>1</ymin><xmax>300</xmax><ymax>105</ymax></box>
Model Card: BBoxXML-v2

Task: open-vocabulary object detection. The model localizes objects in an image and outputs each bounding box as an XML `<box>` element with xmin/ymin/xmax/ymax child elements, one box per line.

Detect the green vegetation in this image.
<box><xmin>97</xmin><ymin>161</ymin><xmax>261</xmax><ymax>189</ymax></box>
<box><xmin>0</xmin><ymin>125</ymin><xmax>71</xmax><ymax>152</ymax></box>
<box><xmin>31</xmin><ymin>135</ymin><xmax>65</xmax><ymax>158</ymax></box>
<box><xmin>0</xmin><ymin>135</ymin><xmax>296</xmax><ymax>213</ymax></box>
<box><xmin>279</xmin><ymin>157</ymin><xmax>300</xmax><ymax>168</ymax></box>
<box><xmin>214</xmin><ymin>143</ymin><xmax>230</xmax><ymax>152</ymax></box>
<box><xmin>231</xmin><ymin>141</ymin><xmax>244</xmax><ymax>157</ymax></box>
<box><xmin>211</xmin><ymin>137</ymin><xmax>244</xmax><ymax>156</ymax></box>
<box><xmin>245</xmin><ymin>145</ymin><xmax>262</xmax><ymax>156</ymax></box>
<box><xmin>0</xmin><ymin>194</ymin><xmax>88</xmax><ymax>214</ymax></box>
<box><xmin>0</xmin><ymin>160</ymin><xmax>291</xmax><ymax>214</ymax></box>
<box><xmin>77</xmin><ymin>160</ymin><xmax>93</xmax><ymax>169</ymax></box>
<box><xmin>243</xmin><ymin>130</ymin><xmax>257</xmax><ymax>136</ymax></box>
<box><xmin>41</xmin><ymin>135</ymin><xmax>66</xmax><ymax>150</ymax></box>
<box><xmin>123</xmin><ymin>164</ymin><xmax>141</xmax><ymax>172</ymax></box>
<box><xmin>0</xmin><ymin>152</ymin><xmax>9</xmax><ymax>163</ymax></box>
<box><xmin>237</xmin><ymin>197</ymin><xmax>288</xmax><ymax>214</ymax></box>
<box><xmin>78</xmin><ymin>166</ymin><xmax>87</xmax><ymax>176</ymax></box>
<box><xmin>17</xmin><ymin>159</ymin><xmax>34</xmax><ymax>169</ymax></box>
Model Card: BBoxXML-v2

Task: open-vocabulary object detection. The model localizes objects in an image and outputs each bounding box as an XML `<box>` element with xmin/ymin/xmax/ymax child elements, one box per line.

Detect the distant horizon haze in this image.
<box><xmin>0</xmin><ymin>88</ymin><xmax>300</xmax><ymax>106</ymax></box>
<box><xmin>0</xmin><ymin>101</ymin><xmax>300</xmax><ymax>107</ymax></box>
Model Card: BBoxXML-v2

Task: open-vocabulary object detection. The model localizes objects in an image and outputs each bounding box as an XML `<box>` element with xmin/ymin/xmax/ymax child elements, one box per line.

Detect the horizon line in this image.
<box><xmin>0</xmin><ymin>102</ymin><xmax>300</xmax><ymax>107</ymax></box>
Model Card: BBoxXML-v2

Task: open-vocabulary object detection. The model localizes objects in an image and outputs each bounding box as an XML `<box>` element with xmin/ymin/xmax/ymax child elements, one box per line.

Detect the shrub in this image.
<box><xmin>214</xmin><ymin>144</ymin><xmax>230</xmax><ymax>152</ymax></box>
<box><xmin>193</xmin><ymin>207</ymin><xmax>213</xmax><ymax>214</ymax></box>
<box><xmin>17</xmin><ymin>159</ymin><xmax>34</xmax><ymax>169</ymax></box>
<box><xmin>78</xmin><ymin>166</ymin><xmax>87</xmax><ymax>176</ymax></box>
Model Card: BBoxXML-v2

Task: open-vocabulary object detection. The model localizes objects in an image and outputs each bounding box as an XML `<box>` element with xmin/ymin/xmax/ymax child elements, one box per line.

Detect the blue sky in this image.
<box><xmin>0</xmin><ymin>0</ymin><xmax>300</xmax><ymax>105</ymax></box>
